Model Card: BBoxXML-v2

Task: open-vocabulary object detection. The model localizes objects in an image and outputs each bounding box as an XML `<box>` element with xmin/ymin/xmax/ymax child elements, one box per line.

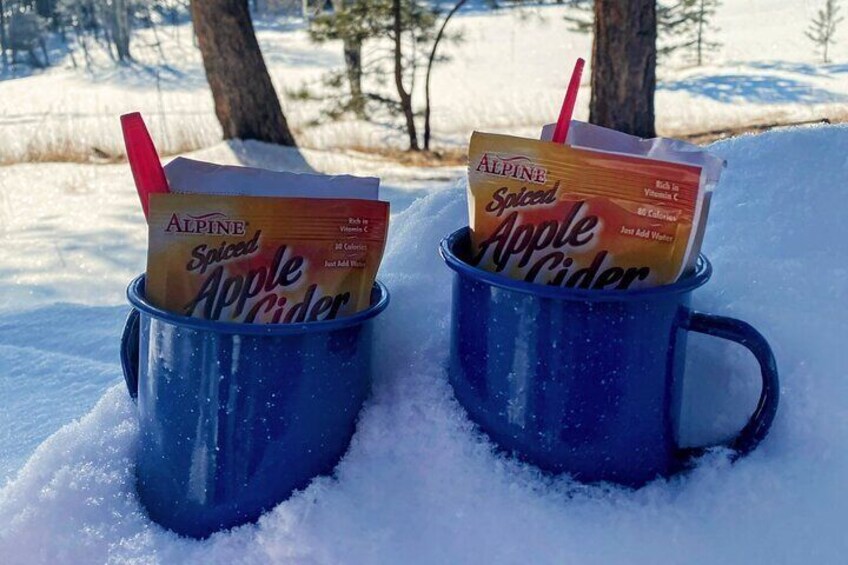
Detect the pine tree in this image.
<box><xmin>308</xmin><ymin>0</ymin><xmax>378</xmax><ymax>119</ymax></box>
<box><xmin>307</xmin><ymin>0</ymin><xmax>446</xmax><ymax>151</ymax></box>
<box><xmin>806</xmin><ymin>0</ymin><xmax>843</xmax><ymax>64</ymax></box>
<box><xmin>660</xmin><ymin>0</ymin><xmax>721</xmax><ymax>66</ymax></box>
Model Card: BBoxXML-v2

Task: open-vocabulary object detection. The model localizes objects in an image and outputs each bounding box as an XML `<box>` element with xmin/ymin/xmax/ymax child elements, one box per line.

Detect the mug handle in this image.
<box><xmin>677</xmin><ymin>310</ymin><xmax>779</xmax><ymax>461</ymax></box>
<box><xmin>120</xmin><ymin>309</ymin><xmax>140</xmax><ymax>400</ymax></box>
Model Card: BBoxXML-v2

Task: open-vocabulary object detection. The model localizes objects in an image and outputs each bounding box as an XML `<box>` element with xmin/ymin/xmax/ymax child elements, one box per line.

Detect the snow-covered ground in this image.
<box><xmin>1</xmin><ymin>125</ymin><xmax>847</xmax><ymax>562</ymax></box>
<box><xmin>2</xmin><ymin>0</ymin><xmax>848</xmax><ymax>560</ymax></box>
<box><xmin>2</xmin><ymin>0</ymin><xmax>848</xmax><ymax>163</ymax></box>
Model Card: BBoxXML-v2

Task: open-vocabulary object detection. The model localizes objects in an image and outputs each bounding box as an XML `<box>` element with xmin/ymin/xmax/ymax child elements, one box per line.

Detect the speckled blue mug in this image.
<box><xmin>120</xmin><ymin>275</ymin><xmax>389</xmax><ymax>538</ymax></box>
<box><xmin>441</xmin><ymin>227</ymin><xmax>779</xmax><ymax>487</ymax></box>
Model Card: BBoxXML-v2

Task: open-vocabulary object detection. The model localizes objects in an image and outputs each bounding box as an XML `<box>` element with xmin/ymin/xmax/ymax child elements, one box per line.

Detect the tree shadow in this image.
<box><xmin>0</xmin><ymin>302</ymin><xmax>128</xmax><ymax>482</ymax></box>
<box><xmin>79</xmin><ymin>58</ymin><xmax>210</xmax><ymax>92</ymax></box>
<box><xmin>659</xmin><ymin>73</ymin><xmax>848</xmax><ymax>104</ymax></box>
<box><xmin>745</xmin><ymin>61</ymin><xmax>827</xmax><ymax>77</ymax></box>
<box><xmin>745</xmin><ymin>60</ymin><xmax>848</xmax><ymax>77</ymax></box>
<box><xmin>261</xmin><ymin>47</ymin><xmax>340</xmax><ymax>69</ymax></box>
<box><xmin>0</xmin><ymin>303</ymin><xmax>128</xmax><ymax>365</ymax></box>
<box><xmin>0</xmin><ymin>184</ymin><xmax>146</xmax><ymax>310</ymax></box>
<box><xmin>250</xmin><ymin>15</ymin><xmax>310</xmax><ymax>34</ymax></box>
<box><xmin>0</xmin><ymin>32</ymin><xmax>75</xmax><ymax>82</ymax></box>
<box><xmin>0</xmin><ymin>222</ymin><xmax>146</xmax><ymax>308</ymax></box>
<box><xmin>823</xmin><ymin>62</ymin><xmax>848</xmax><ymax>74</ymax></box>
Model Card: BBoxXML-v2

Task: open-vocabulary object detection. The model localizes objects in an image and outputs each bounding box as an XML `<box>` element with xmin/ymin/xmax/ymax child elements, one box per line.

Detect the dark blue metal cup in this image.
<box><xmin>440</xmin><ymin>227</ymin><xmax>778</xmax><ymax>487</ymax></box>
<box><xmin>120</xmin><ymin>275</ymin><xmax>389</xmax><ymax>538</ymax></box>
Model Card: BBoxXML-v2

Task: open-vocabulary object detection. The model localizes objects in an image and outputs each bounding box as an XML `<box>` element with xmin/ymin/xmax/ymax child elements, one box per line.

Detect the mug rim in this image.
<box><xmin>439</xmin><ymin>227</ymin><xmax>712</xmax><ymax>302</ymax></box>
<box><xmin>126</xmin><ymin>275</ymin><xmax>390</xmax><ymax>335</ymax></box>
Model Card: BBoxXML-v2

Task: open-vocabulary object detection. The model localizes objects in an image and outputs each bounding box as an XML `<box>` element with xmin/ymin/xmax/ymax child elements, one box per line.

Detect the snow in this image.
<box><xmin>1</xmin><ymin>125</ymin><xmax>848</xmax><ymax>562</ymax></box>
<box><xmin>2</xmin><ymin>0</ymin><xmax>848</xmax><ymax>557</ymax></box>
<box><xmin>3</xmin><ymin>1</ymin><xmax>848</xmax><ymax>163</ymax></box>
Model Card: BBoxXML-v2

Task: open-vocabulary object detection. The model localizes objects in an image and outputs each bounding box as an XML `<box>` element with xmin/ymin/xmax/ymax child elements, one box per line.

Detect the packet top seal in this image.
<box><xmin>164</xmin><ymin>157</ymin><xmax>380</xmax><ymax>200</ymax></box>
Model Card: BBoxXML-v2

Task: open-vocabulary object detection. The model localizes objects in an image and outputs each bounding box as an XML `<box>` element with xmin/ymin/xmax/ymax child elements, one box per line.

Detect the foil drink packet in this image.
<box><xmin>466</xmin><ymin>124</ymin><xmax>724</xmax><ymax>290</ymax></box>
<box><xmin>145</xmin><ymin>161</ymin><xmax>389</xmax><ymax>324</ymax></box>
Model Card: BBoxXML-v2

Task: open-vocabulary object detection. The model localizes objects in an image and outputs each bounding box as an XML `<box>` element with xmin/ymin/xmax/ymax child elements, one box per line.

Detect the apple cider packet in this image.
<box><xmin>467</xmin><ymin>129</ymin><xmax>722</xmax><ymax>290</ymax></box>
<box><xmin>146</xmin><ymin>193</ymin><xmax>388</xmax><ymax>324</ymax></box>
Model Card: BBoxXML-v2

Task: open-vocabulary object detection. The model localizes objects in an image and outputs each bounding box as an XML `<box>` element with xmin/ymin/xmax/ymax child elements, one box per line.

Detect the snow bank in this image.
<box><xmin>1</xmin><ymin>126</ymin><xmax>848</xmax><ymax>563</ymax></box>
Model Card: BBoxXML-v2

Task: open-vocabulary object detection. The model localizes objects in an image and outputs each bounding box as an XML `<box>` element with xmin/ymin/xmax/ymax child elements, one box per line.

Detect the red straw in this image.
<box><xmin>552</xmin><ymin>58</ymin><xmax>585</xmax><ymax>144</ymax></box>
<box><xmin>121</xmin><ymin>112</ymin><xmax>170</xmax><ymax>219</ymax></box>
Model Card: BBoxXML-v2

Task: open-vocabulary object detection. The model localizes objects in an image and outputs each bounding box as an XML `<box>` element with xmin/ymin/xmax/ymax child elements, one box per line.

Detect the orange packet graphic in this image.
<box><xmin>467</xmin><ymin>132</ymin><xmax>704</xmax><ymax>289</ymax></box>
<box><xmin>146</xmin><ymin>193</ymin><xmax>389</xmax><ymax>323</ymax></box>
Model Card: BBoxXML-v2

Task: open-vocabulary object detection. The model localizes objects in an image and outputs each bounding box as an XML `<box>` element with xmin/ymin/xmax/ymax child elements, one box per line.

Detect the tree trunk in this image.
<box><xmin>696</xmin><ymin>0</ymin><xmax>704</xmax><ymax>66</ymax></box>
<box><xmin>190</xmin><ymin>0</ymin><xmax>296</xmax><ymax>146</ymax></box>
<box><xmin>329</xmin><ymin>0</ymin><xmax>366</xmax><ymax>118</ymax></box>
<box><xmin>392</xmin><ymin>0</ymin><xmax>419</xmax><ymax>151</ymax></box>
<box><xmin>590</xmin><ymin>0</ymin><xmax>656</xmax><ymax>138</ymax></box>
<box><xmin>343</xmin><ymin>38</ymin><xmax>366</xmax><ymax>118</ymax></box>
<box><xmin>35</xmin><ymin>0</ymin><xmax>53</xmax><ymax>19</ymax></box>
<box><xmin>0</xmin><ymin>0</ymin><xmax>7</xmax><ymax>68</ymax></box>
<box><xmin>424</xmin><ymin>0</ymin><xmax>467</xmax><ymax>151</ymax></box>
<box><xmin>112</xmin><ymin>0</ymin><xmax>132</xmax><ymax>62</ymax></box>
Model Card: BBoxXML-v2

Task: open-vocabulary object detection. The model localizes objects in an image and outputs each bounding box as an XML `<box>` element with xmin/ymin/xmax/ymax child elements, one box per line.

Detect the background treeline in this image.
<box><xmin>1</xmin><ymin>0</ymin><xmax>842</xmax><ymax>153</ymax></box>
<box><xmin>0</xmin><ymin>0</ymin><xmax>733</xmax><ymax>71</ymax></box>
<box><xmin>0</xmin><ymin>0</ymin><xmax>196</xmax><ymax>67</ymax></box>
<box><xmin>0</xmin><ymin>0</ymin><xmax>304</xmax><ymax>67</ymax></box>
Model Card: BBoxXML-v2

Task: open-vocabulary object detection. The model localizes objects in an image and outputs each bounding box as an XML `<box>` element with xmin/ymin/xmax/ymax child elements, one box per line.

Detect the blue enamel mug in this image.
<box><xmin>120</xmin><ymin>275</ymin><xmax>389</xmax><ymax>538</ymax></box>
<box><xmin>440</xmin><ymin>228</ymin><xmax>778</xmax><ymax>487</ymax></box>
